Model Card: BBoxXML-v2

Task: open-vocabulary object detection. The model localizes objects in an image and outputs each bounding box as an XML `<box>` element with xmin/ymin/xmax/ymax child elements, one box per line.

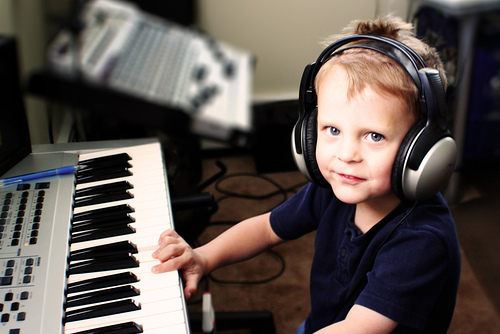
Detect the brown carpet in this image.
<box><xmin>185</xmin><ymin>155</ymin><xmax>500</xmax><ymax>333</ymax></box>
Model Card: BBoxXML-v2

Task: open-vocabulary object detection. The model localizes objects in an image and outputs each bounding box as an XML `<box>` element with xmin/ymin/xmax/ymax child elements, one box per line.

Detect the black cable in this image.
<box><xmin>214</xmin><ymin>174</ymin><xmax>307</xmax><ymax>220</ymax></box>
<box><xmin>196</xmin><ymin>220</ymin><xmax>287</xmax><ymax>285</ymax></box>
<box><xmin>214</xmin><ymin>172</ymin><xmax>307</xmax><ymax>207</ymax></box>
<box><xmin>193</xmin><ymin>171</ymin><xmax>307</xmax><ymax>286</ymax></box>
<box><xmin>208</xmin><ymin>248</ymin><xmax>286</xmax><ymax>285</ymax></box>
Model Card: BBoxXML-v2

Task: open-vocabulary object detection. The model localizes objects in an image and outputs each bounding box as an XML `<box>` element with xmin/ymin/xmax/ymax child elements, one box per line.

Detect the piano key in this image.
<box><xmin>78</xmin><ymin>161</ymin><xmax>132</xmax><ymax>176</ymax></box>
<box><xmin>77</xmin><ymin>169</ymin><xmax>132</xmax><ymax>184</ymax></box>
<box><xmin>72</xmin><ymin>214</ymin><xmax>136</xmax><ymax>233</ymax></box>
<box><xmin>65</xmin><ymin>297</ymin><xmax>184</xmax><ymax>331</ymax></box>
<box><xmin>70</xmin><ymin>241</ymin><xmax>138</xmax><ymax>261</ymax></box>
<box><xmin>70</xmin><ymin>224</ymin><xmax>165</xmax><ymax>252</ymax></box>
<box><xmin>74</xmin><ymin>173</ymin><xmax>168</xmax><ymax>200</ymax></box>
<box><xmin>65</xmin><ymin>299</ymin><xmax>141</xmax><ymax>323</ymax></box>
<box><xmin>74</xmin><ymin>190</ymin><xmax>134</xmax><ymax>208</ymax></box>
<box><xmin>69</xmin><ymin>254</ymin><xmax>140</xmax><ymax>275</ymax></box>
<box><xmin>78</xmin><ymin>145</ymin><xmax>158</xmax><ymax>163</ymax></box>
<box><xmin>71</xmin><ymin>224</ymin><xmax>136</xmax><ymax>243</ymax></box>
<box><xmin>67</xmin><ymin>272</ymin><xmax>139</xmax><ymax>294</ymax></box>
<box><xmin>73</xmin><ymin>204</ymin><xmax>135</xmax><ymax>222</ymax></box>
<box><xmin>78</xmin><ymin>152</ymin><xmax>132</xmax><ymax>167</ymax></box>
<box><xmin>74</xmin><ymin>181</ymin><xmax>134</xmax><ymax>197</ymax></box>
<box><xmin>70</xmin><ymin>321</ymin><xmax>144</xmax><ymax>334</ymax></box>
<box><xmin>76</xmin><ymin>193</ymin><xmax>169</xmax><ymax>216</ymax></box>
<box><xmin>67</xmin><ymin>257</ymin><xmax>178</xmax><ymax>285</ymax></box>
<box><xmin>66</xmin><ymin>281</ymin><xmax>181</xmax><ymax>311</ymax></box>
<box><xmin>75</xmin><ymin>174</ymin><xmax>167</xmax><ymax>198</ymax></box>
<box><xmin>66</xmin><ymin>311</ymin><xmax>188</xmax><ymax>334</ymax></box>
<box><xmin>66</xmin><ymin>285</ymin><xmax>140</xmax><ymax>308</ymax></box>
<box><xmin>78</xmin><ymin>151</ymin><xmax>163</xmax><ymax>178</ymax></box>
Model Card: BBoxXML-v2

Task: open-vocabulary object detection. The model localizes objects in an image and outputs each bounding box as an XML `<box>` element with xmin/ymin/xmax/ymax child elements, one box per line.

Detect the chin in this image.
<box><xmin>331</xmin><ymin>183</ymin><xmax>395</xmax><ymax>206</ymax></box>
<box><xmin>331</xmin><ymin>187</ymin><xmax>366</xmax><ymax>205</ymax></box>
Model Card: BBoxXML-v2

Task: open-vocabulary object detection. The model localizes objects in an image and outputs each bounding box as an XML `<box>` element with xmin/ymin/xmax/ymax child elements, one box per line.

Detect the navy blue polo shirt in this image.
<box><xmin>270</xmin><ymin>182</ymin><xmax>461</xmax><ymax>333</ymax></box>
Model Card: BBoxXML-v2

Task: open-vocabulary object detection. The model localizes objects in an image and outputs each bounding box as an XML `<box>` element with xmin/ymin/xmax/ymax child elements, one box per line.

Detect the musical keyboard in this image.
<box><xmin>0</xmin><ymin>139</ymin><xmax>190</xmax><ymax>333</ymax></box>
<box><xmin>65</xmin><ymin>142</ymin><xmax>190</xmax><ymax>333</ymax></box>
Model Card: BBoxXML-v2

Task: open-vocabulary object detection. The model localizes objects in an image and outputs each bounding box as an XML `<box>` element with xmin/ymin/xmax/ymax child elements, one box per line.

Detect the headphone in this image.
<box><xmin>292</xmin><ymin>35</ymin><xmax>457</xmax><ymax>201</ymax></box>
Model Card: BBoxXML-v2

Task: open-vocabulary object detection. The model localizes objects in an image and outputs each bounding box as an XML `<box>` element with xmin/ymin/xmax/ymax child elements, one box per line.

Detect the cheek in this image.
<box><xmin>368</xmin><ymin>152</ymin><xmax>397</xmax><ymax>186</ymax></box>
<box><xmin>315</xmin><ymin>140</ymin><xmax>330</xmax><ymax>172</ymax></box>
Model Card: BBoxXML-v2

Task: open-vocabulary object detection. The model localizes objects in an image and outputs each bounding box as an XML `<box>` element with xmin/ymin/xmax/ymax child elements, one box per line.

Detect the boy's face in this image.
<box><xmin>315</xmin><ymin>66</ymin><xmax>415</xmax><ymax>207</ymax></box>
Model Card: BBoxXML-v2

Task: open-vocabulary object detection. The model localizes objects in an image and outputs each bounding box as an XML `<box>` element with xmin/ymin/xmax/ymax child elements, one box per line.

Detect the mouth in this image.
<box><xmin>337</xmin><ymin>173</ymin><xmax>365</xmax><ymax>185</ymax></box>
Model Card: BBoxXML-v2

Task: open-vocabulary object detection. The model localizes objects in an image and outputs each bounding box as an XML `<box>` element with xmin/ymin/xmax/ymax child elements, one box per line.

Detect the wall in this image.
<box><xmin>0</xmin><ymin>0</ymin><xmax>50</xmax><ymax>145</ymax></box>
<box><xmin>197</xmin><ymin>0</ymin><xmax>409</xmax><ymax>101</ymax></box>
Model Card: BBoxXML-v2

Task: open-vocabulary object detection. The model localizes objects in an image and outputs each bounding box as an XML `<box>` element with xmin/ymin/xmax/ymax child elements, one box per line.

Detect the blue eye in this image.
<box><xmin>327</xmin><ymin>127</ymin><xmax>340</xmax><ymax>136</ymax></box>
<box><xmin>370</xmin><ymin>132</ymin><xmax>385</xmax><ymax>142</ymax></box>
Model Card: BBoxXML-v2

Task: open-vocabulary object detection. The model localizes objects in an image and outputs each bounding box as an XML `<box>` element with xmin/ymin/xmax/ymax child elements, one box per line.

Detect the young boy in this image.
<box><xmin>152</xmin><ymin>16</ymin><xmax>461</xmax><ymax>333</ymax></box>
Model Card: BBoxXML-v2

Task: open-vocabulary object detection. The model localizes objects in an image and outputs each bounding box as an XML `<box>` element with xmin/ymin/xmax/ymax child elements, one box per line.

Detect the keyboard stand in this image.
<box><xmin>189</xmin><ymin>311</ymin><xmax>276</xmax><ymax>334</ymax></box>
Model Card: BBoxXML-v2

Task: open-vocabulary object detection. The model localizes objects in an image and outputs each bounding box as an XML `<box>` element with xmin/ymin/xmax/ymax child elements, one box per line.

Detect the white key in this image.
<box><xmin>65</xmin><ymin>310</ymin><xmax>189</xmax><ymax>334</ymax></box>
<box><xmin>64</xmin><ymin>296</ymin><xmax>185</xmax><ymax>332</ymax></box>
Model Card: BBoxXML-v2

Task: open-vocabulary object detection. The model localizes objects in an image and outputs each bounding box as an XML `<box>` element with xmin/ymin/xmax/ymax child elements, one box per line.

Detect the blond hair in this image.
<box><xmin>315</xmin><ymin>16</ymin><xmax>447</xmax><ymax>120</ymax></box>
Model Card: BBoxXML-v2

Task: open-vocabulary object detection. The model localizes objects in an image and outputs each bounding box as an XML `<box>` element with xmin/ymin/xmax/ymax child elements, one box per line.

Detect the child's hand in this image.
<box><xmin>151</xmin><ymin>229</ymin><xmax>206</xmax><ymax>299</ymax></box>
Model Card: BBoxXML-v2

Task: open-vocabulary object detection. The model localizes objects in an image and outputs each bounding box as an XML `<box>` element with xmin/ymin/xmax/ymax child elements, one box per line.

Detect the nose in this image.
<box><xmin>336</xmin><ymin>137</ymin><xmax>361</xmax><ymax>163</ymax></box>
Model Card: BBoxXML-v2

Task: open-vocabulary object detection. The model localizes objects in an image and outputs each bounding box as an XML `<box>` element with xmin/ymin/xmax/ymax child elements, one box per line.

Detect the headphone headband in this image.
<box><xmin>296</xmin><ymin>35</ymin><xmax>428</xmax><ymax>156</ymax></box>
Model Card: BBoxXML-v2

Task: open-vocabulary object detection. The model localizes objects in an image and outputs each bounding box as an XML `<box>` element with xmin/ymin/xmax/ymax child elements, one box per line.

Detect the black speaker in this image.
<box><xmin>292</xmin><ymin>35</ymin><xmax>456</xmax><ymax>201</ymax></box>
<box><xmin>0</xmin><ymin>35</ymin><xmax>31</xmax><ymax>176</ymax></box>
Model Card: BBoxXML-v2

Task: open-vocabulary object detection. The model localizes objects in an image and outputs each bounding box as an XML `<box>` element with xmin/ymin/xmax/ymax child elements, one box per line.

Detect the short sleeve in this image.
<box><xmin>270</xmin><ymin>182</ymin><xmax>333</xmax><ymax>240</ymax></box>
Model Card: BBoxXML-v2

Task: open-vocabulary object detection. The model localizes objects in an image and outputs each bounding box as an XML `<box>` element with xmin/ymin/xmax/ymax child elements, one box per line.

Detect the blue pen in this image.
<box><xmin>0</xmin><ymin>165</ymin><xmax>84</xmax><ymax>189</ymax></box>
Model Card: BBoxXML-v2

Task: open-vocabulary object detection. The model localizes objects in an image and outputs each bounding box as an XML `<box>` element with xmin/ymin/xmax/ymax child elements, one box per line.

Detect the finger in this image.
<box><xmin>151</xmin><ymin>248</ymin><xmax>193</xmax><ymax>273</ymax></box>
<box><xmin>155</xmin><ymin>243</ymin><xmax>187</xmax><ymax>262</ymax></box>
<box><xmin>183</xmin><ymin>278</ymin><xmax>199</xmax><ymax>300</ymax></box>
<box><xmin>151</xmin><ymin>259</ymin><xmax>179</xmax><ymax>273</ymax></box>
<box><xmin>157</xmin><ymin>228</ymin><xmax>179</xmax><ymax>245</ymax></box>
<box><xmin>155</xmin><ymin>234</ymin><xmax>184</xmax><ymax>255</ymax></box>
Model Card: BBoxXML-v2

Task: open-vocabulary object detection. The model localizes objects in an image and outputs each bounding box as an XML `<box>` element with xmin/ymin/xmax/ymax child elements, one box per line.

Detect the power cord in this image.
<box><xmin>193</xmin><ymin>166</ymin><xmax>308</xmax><ymax>288</ymax></box>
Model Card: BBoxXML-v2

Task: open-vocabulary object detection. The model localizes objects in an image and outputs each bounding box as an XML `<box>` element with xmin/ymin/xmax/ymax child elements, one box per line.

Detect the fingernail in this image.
<box><xmin>158</xmin><ymin>237</ymin><xmax>162</xmax><ymax>245</ymax></box>
<box><xmin>152</xmin><ymin>250</ymin><xmax>158</xmax><ymax>258</ymax></box>
<box><xmin>152</xmin><ymin>266</ymin><xmax>158</xmax><ymax>273</ymax></box>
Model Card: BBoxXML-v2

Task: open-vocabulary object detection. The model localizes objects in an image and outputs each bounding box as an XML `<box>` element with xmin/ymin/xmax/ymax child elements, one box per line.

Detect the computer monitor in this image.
<box><xmin>0</xmin><ymin>35</ymin><xmax>31</xmax><ymax>176</ymax></box>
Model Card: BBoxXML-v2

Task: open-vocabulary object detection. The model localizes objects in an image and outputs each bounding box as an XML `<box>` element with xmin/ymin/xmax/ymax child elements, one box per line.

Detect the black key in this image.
<box><xmin>74</xmin><ymin>191</ymin><xmax>134</xmax><ymax>208</ymax></box>
<box><xmin>65</xmin><ymin>299</ymin><xmax>141</xmax><ymax>323</ymax></box>
<box><xmin>1</xmin><ymin>276</ymin><xmax>13</xmax><ymax>285</ymax></box>
<box><xmin>66</xmin><ymin>285</ymin><xmax>140</xmax><ymax>308</ymax></box>
<box><xmin>79</xmin><ymin>153</ymin><xmax>132</xmax><ymax>168</ymax></box>
<box><xmin>67</xmin><ymin>272</ymin><xmax>138</xmax><ymax>294</ymax></box>
<box><xmin>74</xmin><ymin>181</ymin><xmax>133</xmax><ymax>198</ymax></box>
<box><xmin>77</xmin><ymin>162</ymin><xmax>132</xmax><ymax>178</ymax></box>
<box><xmin>70</xmin><ymin>240</ymin><xmax>138</xmax><ymax>261</ymax></box>
<box><xmin>71</xmin><ymin>225</ymin><xmax>136</xmax><ymax>243</ymax></box>
<box><xmin>76</xmin><ymin>169</ymin><xmax>132</xmax><ymax>184</ymax></box>
<box><xmin>17</xmin><ymin>312</ymin><xmax>26</xmax><ymax>321</ymax></box>
<box><xmin>69</xmin><ymin>254</ymin><xmax>139</xmax><ymax>275</ymax></box>
<box><xmin>72</xmin><ymin>214</ymin><xmax>135</xmax><ymax>233</ymax></box>
<box><xmin>72</xmin><ymin>204</ymin><xmax>134</xmax><ymax>222</ymax></box>
<box><xmin>72</xmin><ymin>321</ymin><xmax>143</xmax><ymax>334</ymax></box>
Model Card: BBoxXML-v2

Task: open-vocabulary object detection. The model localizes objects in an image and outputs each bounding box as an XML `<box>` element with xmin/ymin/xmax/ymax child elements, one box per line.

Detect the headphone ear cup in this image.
<box><xmin>392</xmin><ymin>118</ymin><xmax>457</xmax><ymax>201</ymax></box>
<box><xmin>392</xmin><ymin>119</ymin><xmax>426</xmax><ymax>199</ymax></box>
<box><xmin>303</xmin><ymin>109</ymin><xmax>330</xmax><ymax>187</ymax></box>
